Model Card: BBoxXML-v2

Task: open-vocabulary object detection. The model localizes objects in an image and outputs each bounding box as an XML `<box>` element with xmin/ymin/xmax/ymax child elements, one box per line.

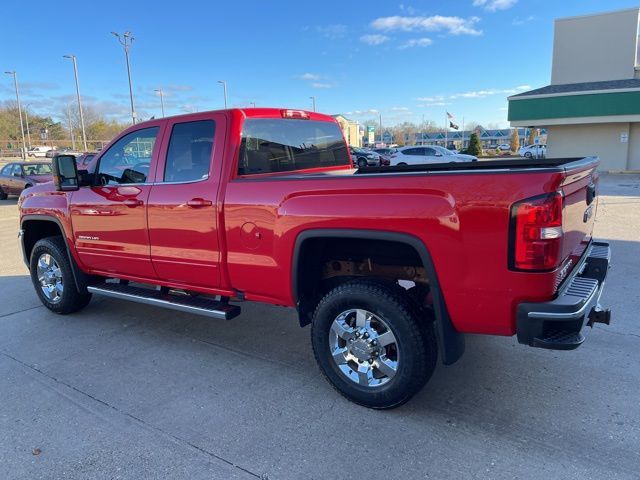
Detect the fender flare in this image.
<box><xmin>291</xmin><ymin>228</ymin><xmax>465</xmax><ymax>365</ymax></box>
<box><xmin>21</xmin><ymin>214</ymin><xmax>91</xmax><ymax>294</ymax></box>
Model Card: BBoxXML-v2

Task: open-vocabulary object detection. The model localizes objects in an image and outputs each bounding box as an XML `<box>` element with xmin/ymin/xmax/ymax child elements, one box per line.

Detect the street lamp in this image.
<box><xmin>23</xmin><ymin>105</ymin><xmax>32</xmax><ymax>149</ymax></box>
<box><xmin>154</xmin><ymin>88</ymin><xmax>165</xmax><ymax>117</ymax></box>
<box><xmin>111</xmin><ymin>31</ymin><xmax>137</xmax><ymax>124</ymax></box>
<box><xmin>309</xmin><ymin>96</ymin><xmax>316</xmax><ymax>112</ymax></box>
<box><xmin>63</xmin><ymin>54</ymin><xmax>87</xmax><ymax>150</ymax></box>
<box><xmin>250</xmin><ymin>102</ymin><xmax>256</xmax><ymax>108</ymax></box>
<box><xmin>217</xmin><ymin>80</ymin><xmax>228</xmax><ymax>108</ymax></box>
<box><xmin>66</xmin><ymin>103</ymin><xmax>76</xmax><ymax>150</ymax></box>
<box><xmin>4</xmin><ymin>71</ymin><xmax>27</xmax><ymax>159</ymax></box>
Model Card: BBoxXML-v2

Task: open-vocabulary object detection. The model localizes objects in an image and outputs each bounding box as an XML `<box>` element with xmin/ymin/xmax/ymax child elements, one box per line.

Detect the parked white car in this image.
<box><xmin>495</xmin><ymin>143</ymin><xmax>511</xmax><ymax>151</ymax></box>
<box><xmin>518</xmin><ymin>144</ymin><xmax>546</xmax><ymax>159</ymax></box>
<box><xmin>390</xmin><ymin>145</ymin><xmax>477</xmax><ymax>166</ymax></box>
<box><xmin>27</xmin><ymin>146</ymin><xmax>54</xmax><ymax>158</ymax></box>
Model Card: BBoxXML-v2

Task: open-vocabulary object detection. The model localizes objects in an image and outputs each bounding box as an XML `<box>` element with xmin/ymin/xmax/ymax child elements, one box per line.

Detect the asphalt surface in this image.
<box><xmin>0</xmin><ymin>174</ymin><xmax>638</xmax><ymax>480</ymax></box>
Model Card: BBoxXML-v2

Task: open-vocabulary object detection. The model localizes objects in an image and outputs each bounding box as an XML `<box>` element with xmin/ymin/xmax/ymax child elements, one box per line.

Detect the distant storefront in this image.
<box><xmin>508</xmin><ymin>8</ymin><xmax>640</xmax><ymax>171</ymax></box>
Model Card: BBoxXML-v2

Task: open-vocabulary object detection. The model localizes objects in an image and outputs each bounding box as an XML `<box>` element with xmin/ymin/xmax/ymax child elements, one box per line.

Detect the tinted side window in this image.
<box><xmin>163</xmin><ymin>120</ymin><xmax>215</xmax><ymax>182</ymax></box>
<box><xmin>12</xmin><ymin>165</ymin><xmax>23</xmax><ymax>176</ymax></box>
<box><xmin>403</xmin><ymin>148</ymin><xmax>422</xmax><ymax>156</ymax></box>
<box><xmin>239</xmin><ymin>119</ymin><xmax>350</xmax><ymax>175</ymax></box>
<box><xmin>96</xmin><ymin>127</ymin><xmax>158</xmax><ymax>185</ymax></box>
<box><xmin>1</xmin><ymin>164</ymin><xmax>13</xmax><ymax>176</ymax></box>
<box><xmin>424</xmin><ymin>148</ymin><xmax>437</xmax><ymax>156</ymax></box>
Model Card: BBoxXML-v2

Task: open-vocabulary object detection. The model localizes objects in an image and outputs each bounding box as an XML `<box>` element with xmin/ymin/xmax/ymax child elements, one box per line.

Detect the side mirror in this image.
<box><xmin>52</xmin><ymin>155</ymin><xmax>79</xmax><ymax>191</ymax></box>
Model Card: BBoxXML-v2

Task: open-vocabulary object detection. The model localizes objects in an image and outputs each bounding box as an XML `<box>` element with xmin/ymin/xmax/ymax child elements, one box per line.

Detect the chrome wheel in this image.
<box><xmin>329</xmin><ymin>309</ymin><xmax>399</xmax><ymax>388</ymax></box>
<box><xmin>36</xmin><ymin>253</ymin><xmax>63</xmax><ymax>303</ymax></box>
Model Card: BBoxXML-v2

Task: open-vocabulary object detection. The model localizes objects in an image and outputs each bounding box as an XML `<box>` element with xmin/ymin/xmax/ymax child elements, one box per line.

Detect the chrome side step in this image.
<box><xmin>87</xmin><ymin>283</ymin><xmax>241</xmax><ymax>320</ymax></box>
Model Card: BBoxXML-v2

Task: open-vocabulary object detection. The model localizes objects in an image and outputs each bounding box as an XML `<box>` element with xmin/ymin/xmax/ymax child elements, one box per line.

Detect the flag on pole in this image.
<box><xmin>446</xmin><ymin>111</ymin><xmax>459</xmax><ymax>129</ymax></box>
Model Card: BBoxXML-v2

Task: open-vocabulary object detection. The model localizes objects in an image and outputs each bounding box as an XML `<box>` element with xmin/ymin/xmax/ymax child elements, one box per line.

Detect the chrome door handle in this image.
<box><xmin>187</xmin><ymin>198</ymin><xmax>212</xmax><ymax>208</ymax></box>
<box><xmin>123</xmin><ymin>198</ymin><xmax>143</xmax><ymax>208</ymax></box>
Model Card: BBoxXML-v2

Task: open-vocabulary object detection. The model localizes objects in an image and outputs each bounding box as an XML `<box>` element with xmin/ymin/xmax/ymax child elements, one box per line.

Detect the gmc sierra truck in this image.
<box><xmin>18</xmin><ymin>108</ymin><xmax>612</xmax><ymax>409</ymax></box>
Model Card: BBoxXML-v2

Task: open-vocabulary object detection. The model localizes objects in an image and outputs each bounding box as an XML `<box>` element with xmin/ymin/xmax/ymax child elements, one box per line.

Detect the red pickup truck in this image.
<box><xmin>18</xmin><ymin>108</ymin><xmax>611</xmax><ymax>409</ymax></box>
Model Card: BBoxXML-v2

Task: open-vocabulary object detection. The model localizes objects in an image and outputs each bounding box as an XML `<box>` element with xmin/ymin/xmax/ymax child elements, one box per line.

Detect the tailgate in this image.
<box><xmin>559</xmin><ymin>160</ymin><xmax>599</xmax><ymax>274</ymax></box>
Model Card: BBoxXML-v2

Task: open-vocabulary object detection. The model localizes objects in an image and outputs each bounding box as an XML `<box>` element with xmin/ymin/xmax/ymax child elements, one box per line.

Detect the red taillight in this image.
<box><xmin>510</xmin><ymin>192</ymin><xmax>563</xmax><ymax>271</ymax></box>
<box><xmin>281</xmin><ymin>109</ymin><xmax>310</xmax><ymax>119</ymax></box>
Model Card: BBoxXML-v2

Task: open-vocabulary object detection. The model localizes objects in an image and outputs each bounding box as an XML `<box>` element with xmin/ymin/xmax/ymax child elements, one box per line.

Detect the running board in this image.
<box><xmin>87</xmin><ymin>283</ymin><xmax>241</xmax><ymax>320</ymax></box>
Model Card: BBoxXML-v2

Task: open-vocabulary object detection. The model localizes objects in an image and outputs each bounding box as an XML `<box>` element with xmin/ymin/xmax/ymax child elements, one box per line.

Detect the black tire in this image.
<box><xmin>0</xmin><ymin>187</ymin><xmax>7</xmax><ymax>200</ymax></box>
<box><xmin>357</xmin><ymin>158</ymin><xmax>368</xmax><ymax>168</ymax></box>
<box><xmin>311</xmin><ymin>279</ymin><xmax>437</xmax><ymax>409</ymax></box>
<box><xmin>524</xmin><ymin>152</ymin><xmax>532</xmax><ymax>158</ymax></box>
<box><xmin>397</xmin><ymin>162</ymin><xmax>407</xmax><ymax>166</ymax></box>
<box><xmin>29</xmin><ymin>236</ymin><xmax>92</xmax><ymax>314</ymax></box>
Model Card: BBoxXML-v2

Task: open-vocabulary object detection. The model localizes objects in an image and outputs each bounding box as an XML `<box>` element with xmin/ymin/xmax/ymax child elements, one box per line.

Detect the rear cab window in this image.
<box><xmin>238</xmin><ymin>118</ymin><xmax>350</xmax><ymax>176</ymax></box>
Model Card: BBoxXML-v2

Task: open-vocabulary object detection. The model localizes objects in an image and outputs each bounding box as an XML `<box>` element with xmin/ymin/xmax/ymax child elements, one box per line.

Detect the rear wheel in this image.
<box><xmin>29</xmin><ymin>236</ymin><xmax>92</xmax><ymax>314</ymax></box>
<box><xmin>397</xmin><ymin>162</ymin><xmax>407</xmax><ymax>166</ymax></box>
<box><xmin>524</xmin><ymin>152</ymin><xmax>532</xmax><ymax>158</ymax></box>
<box><xmin>311</xmin><ymin>279</ymin><xmax>437</xmax><ymax>409</ymax></box>
<box><xmin>357</xmin><ymin>158</ymin><xmax>368</xmax><ymax>168</ymax></box>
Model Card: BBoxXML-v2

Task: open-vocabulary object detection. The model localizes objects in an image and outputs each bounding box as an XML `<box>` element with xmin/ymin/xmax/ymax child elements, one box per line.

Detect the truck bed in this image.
<box><xmin>356</xmin><ymin>157</ymin><xmax>595</xmax><ymax>175</ymax></box>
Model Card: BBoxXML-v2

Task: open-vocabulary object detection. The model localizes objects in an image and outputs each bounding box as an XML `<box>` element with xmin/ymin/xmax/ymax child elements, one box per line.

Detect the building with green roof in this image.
<box><xmin>508</xmin><ymin>8</ymin><xmax>640</xmax><ymax>171</ymax></box>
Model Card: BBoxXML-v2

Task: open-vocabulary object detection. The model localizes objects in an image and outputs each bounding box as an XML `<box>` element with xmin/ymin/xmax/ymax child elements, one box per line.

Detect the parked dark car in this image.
<box><xmin>372</xmin><ymin>148</ymin><xmax>395</xmax><ymax>166</ymax></box>
<box><xmin>0</xmin><ymin>162</ymin><xmax>53</xmax><ymax>199</ymax></box>
<box><xmin>349</xmin><ymin>147</ymin><xmax>382</xmax><ymax>167</ymax></box>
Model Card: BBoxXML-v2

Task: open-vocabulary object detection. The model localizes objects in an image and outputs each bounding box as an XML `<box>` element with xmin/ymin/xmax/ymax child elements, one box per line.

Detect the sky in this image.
<box><xmin>1</xmin><ymin>0</ymin><xmax>639</xmax><ymax>129</ymax></box>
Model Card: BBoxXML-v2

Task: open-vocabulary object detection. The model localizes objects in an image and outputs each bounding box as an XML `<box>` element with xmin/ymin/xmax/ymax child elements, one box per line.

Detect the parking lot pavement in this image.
<box><xmin>0</xmin><ymin>174</ymin><xmax>638</xmax><ymax>480</ymax></box>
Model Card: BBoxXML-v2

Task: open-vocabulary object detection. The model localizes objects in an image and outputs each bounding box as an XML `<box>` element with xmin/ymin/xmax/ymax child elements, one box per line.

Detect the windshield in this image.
<box><xmin>239</xmin><ymin>119</ymin><xmax>350</xmax><ymax>175</ymax></box>
<box><xmin>22</xmin><ymin>163</ymin><xmax>52</xmax><ymax>175</ymax></box>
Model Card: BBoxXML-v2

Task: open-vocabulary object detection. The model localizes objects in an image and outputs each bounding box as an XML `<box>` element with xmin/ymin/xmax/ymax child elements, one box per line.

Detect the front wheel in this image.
<box><xmin>357</xmin><ymin>158</ymin><xmax>368</xmax><ymax>168</ymax></box>
<box><xmin>29</xmin><ymin>236</ymin><xmax>92</xmax><ymax>314</ymax></box>
<box><xmin>311</xmin><ymin>280</ymin><xmax>437</xmax><ymax>409</ymax></box>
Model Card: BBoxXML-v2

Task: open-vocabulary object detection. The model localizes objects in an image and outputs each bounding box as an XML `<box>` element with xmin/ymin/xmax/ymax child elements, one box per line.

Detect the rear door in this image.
<box><xmin>147</xmin><ymin>113</ymin><xmax>225</xmax><ymax>288</ymax></box>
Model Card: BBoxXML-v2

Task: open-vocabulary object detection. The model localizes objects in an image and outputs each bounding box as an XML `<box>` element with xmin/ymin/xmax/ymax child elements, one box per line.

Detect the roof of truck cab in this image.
<box><xmin>133</xmin><ymin>108</ymin><xmax>338</xmax><ymax>127</ymax></box>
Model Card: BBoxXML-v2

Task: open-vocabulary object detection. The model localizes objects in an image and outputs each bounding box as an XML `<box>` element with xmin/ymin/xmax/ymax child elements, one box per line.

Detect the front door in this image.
<box><xmin>147</xmin><ymin>114</ymin><xmax>225</xmax><ymax>288</ymax></box>
<box><xmin>70</xmin><ymin>125</ymin><xmax>162</xmax><ymax>279</ymax></box>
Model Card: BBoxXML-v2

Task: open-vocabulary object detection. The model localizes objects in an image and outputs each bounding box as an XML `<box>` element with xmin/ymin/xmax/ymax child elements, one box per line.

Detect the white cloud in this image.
<box><xmin>416</xmin><ymin>95</ymin><xmax>446</xmax><ymax>102</ymax></box>
<box><xmin>371</xmin><ymin>15</ymin><xmax>482</xmax><ymax>36</ymax></box>
<box><xmin>473</xmin><ymin>0</ymin><xmax>517</xmax><ymax>11</ymax></box>
<box><xmin>344</xmin><ymin>109</ymin><xmax>379</xmax><ymax>116</ymax></box>
<box><xmin>391</xmin><ymin>106</ymin><xmax>410</xmax><ymax>111</ymax></box>
<box><xmin>418</xmin><ymin>102</ymin><xmax>451</xmax><ymax>107</ymax></box>
<box><xmin>298</xmin><ymin>73</ymin><xmax>320</xmax><ymax>81</ymax></box>
<box><xmin>316</xmin><ymin>24</ymin><xmax>347</xmax><ymax>39</ymax></box>
<box><xmin>399</xmin><ymin>37</ymin><xmax>433</xmax><ymax>49</ymax></box>
<box><xmin>448</xmin><ymin>84</ymin><xmax>531</xmax><ymax>99</ymax></box>
<box><xmin>311</xmin><ymin>82</ymin><xmax>333</xmax><ymax>89</ymax></box>
<box><xmin>512</xmin><ymin>15</ymin><xmax>535</xmax><ymax>25</ymax></box>
<box><xmin>360</xmin><ymin>34</ymin><xmax>390</xmax><ymax>45</ymax></box>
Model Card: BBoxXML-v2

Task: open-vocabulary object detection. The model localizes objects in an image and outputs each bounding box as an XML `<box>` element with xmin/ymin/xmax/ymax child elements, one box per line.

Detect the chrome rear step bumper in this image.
<box><xmin>516</xmin><ymin>241</ymin><xmax>611</xmax><ymax>350</ymax></box>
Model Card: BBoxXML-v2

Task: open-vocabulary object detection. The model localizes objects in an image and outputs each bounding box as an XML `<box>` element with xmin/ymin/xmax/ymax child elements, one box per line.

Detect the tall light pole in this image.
<box><xmin>4</xmin><ymin>71</ymin><xmax>27</xmax><ymax>159</ymax></box>
<box><xmin>112</xmin><ymin>31</ymin><xmax>137</xmax><ymax>124</ymax></box>
<box><xmin>63</xmin><ymin>54</ymin><xmax>87</xmax><ymax>151</ymax></box>
<box><xmin>309</xmin><ymin>96</ymin><xmax>316</xmax><ymax>112</ymax></box>
<box><xmin>24</xmin><ymin>106</ymin><xmax>32</xmax><ymax>149</ymax></box>
<box><xmin>217</xmin><ymin>80</ymin><xmax>228</xmax><ymax>108</ymax></box>
<box><xmin>154</xmin><ymin>88</ymin><xmax>165</xmax><ymax>117</ymax></box>
<box><xmin>66</xmin><ymin>103</ymin><xmax>76</xmax><ymax>150</ymax></box>
<box><xmin>250</xmin><ymin>102</ymin><xmax>256</xmax><ymax>108</ymax></box>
